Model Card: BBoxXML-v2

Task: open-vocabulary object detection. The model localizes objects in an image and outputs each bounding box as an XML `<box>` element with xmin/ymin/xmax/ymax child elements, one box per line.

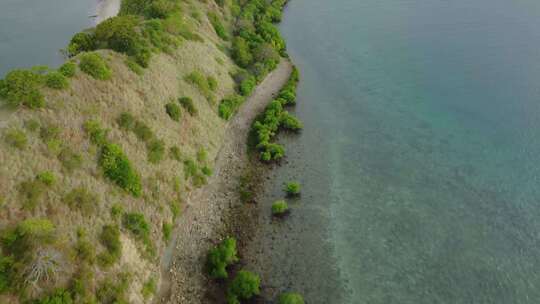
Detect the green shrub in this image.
<box><xmin>178</xmin><ymin>97</ymin><xmax>197</xmax><ymax>115</ymax></box>
<box><xmin>67</xmin><ymin>32</ymin><xmax>96</xmax><ymax>56</ymax></box>
<box><xmin>207</xmin><ymin>237</ymin><xmax>239</xmax><ymax>279</ymax></box>
<box><xmin>95</xmin><ymin>16</ymin><xmax>139</xmax><ymax>53</ymax></box>
<box><xmin>19</xmin><ymin>179</ymin><xmax>47</xmax><ymax>210</ymax></box>
<box><xmin>39</xmin><ymin>123</ymin><xmax>60</xmax><ymax>142</ymax></box>
<box><xmin>34</xmin><ymin>289</ymin><xmax>74</xmax><ymax>304</ymax></box>
<box><xmin>284</xmin><ymin>182</ymin><xmax>301</xmax><ymax>196</ymax></box>
<box><xmin>110</xmin><ymin>203</ymin><xmax>124</xmax><ymax>220</ymax></box>
<box><xmin>63</xmin><ymin>187</ymin><xmax>97</xmax><ymax>213</ymax></box>
<box><xmin>133</xmin><ymin>120</ymin><xmax>153</xmax><ymax>142</ymax></box>
<box><xmin>219</xmin><ymin>95</ymin><xmax>245</xmax><ymax>120</ymax></box>
<box><xmin>4</xmin><ymin>129</ymin><xmax>27</xmax><ymax>149</ymax></box>
<box><xmin>272</xmin><ymin>200</ymin><xmax>289</xmax><ymax>216</ymax></box>
<box><xmin>123</xmin><ymin>212</ymin><xmax>150</xmax><ymax>239</ymax></box>
<box><xmin>208</xmin><ymin>12</ymin><xmax>228</xmax><ymax>40</ymax></box>
<box><xmin>207</xmin><ymin>76</ymin><xmax>218</xmax><ymax>92</ymax></box>
<box><xmin>120</xmin><ymin>0</ymin><xmax>150</xmax><ymax>15</ymax></box>
<box><xmin>162</xmin><ymin>222</ymin><xmax>172</xmax><ymax>242</ymax></box>
<box><xmin>2</xmin><ymin>218</ymin><xmax>56</xmax><ymax>255</ymax></box>
<box><xmin>116</xmin><ymin>112</ymin><xmax>136</xmax><ymax>131</ymax></box>
<box><xmin>197</xmin><ymin>148</ymin><xmax>208</xmax><ymax>163</ymax></box>
<box><xmin>202</xmin><ymin>166</ymin><xmax>213</xmax><ymax>176</ymax></box>
<box><xmin>0</xmin><ymin>254</ymin><xmax>14</xmax><ymax>293</ymax></box>
<box><xmin>36</xmin><ymin>171</ymin><xmax>55</xmax><ymax>186</ymax></box>
<box><xmin>125</xmin><ymin>58</ymin><xmax>144</xmax><ymax>75</ymax></box>
<box><xmin>0</xmin><ymin>69</ymin><xmax>45</xmax><ymax>108</ymax></box>
<box><xmin>239</xmin><ymin>75</ymin><xmax>256</xmax><ymax>96</ymax></box>
<box><xmin>170</xmin><ymin>200</ymin><xmax>181</xmax><ymax>220</ymax></box>
<box><xmin>79</xmin><ymin>52</ymin><xmax>112</xmax><ymax>80</ymax></box>
<box><xmin>59</xmin><ymin>62</ymin><xmax>77</xmax><ymax>77</ymax></box>
<box><xmin>24</xmin><ymin>119</ymin><xmax>40</xmax><ymax>132</ymax></box>
<box><xmin>75</xmin><ymin>232</ymin><xmax>96</xmax><ymax>265</ymax></box>
<box><xmin>145</xmin><ymin>0</ymin><xmax>174</xmax><ymax>18</ymax></box>
<box><xmin>58</xmin><ymin>147</ymin><xmax>83</xmax><ymax>172</ymax></box>
<box><xmin>227</xmin><ymin>270</ymin><xmax>260</xmax><ymax>303</ymax></box>
<box><xmin>98</xmin><ymin>225</ymin><xmax>121</xmax><ymax>267</ymax></box>
<box><xmin>278</xmin><ymin>293</ymin><xmax>305</xmax><ymax>304</ymax></box>
<box><xmin>99</xmin><ymin>143</ymin><xmax>142</xmax><ymax>197</ymax></box>
<box><xmin>142</xmin><ymin>277</ymin><xmax>157</xmax><ymax>300</ymax></box>
<box><xmin>96</xmin><ymin>272</ymin><xmax>130</xmax><ymax>304</ymax></box>
<box><xmin>165</xmin><ymin>102</ymin><xmax>181</xmax><ymax>121</ymax></box>
<box><xmin>45</xmin><ymin>71</ymin><xmax>69</xmax><ymax>89</ymax></box>
<box><xmin>169</xmin><ymin>146</ymin><xmax>182</xmax><ymax>161</ymax></box>
<box><xmin>232</xmin><ymin>37</ymin><xmax>252</xmax><ymax>68</ymax></box>
<box><xmin>280</xmin><ymin>112</ymin><xmax>303</xmax><ymax>131</ymax></box>
<box><xmin>185</xmin><ymin>71</ymin><xmax>214</xmax><ymax>102</ymax></box>
<box><xmin>147</xmin><ymin>139</ymin><xmax>165</xmax><ymax>164</ymax></box>
<box><xmin>84</xmin><ymin>120</ymin><xmax>109</xmax><ymax>146</ymax></box>
<box><xmin>184</xmin><ymin>158</ymin><xmax>198</xmax><ymax>180</ymax></box>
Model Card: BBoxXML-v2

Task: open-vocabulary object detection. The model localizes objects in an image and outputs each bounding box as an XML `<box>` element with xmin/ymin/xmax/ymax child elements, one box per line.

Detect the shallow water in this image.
<box><xmin>0</xmin><ymin>0</ymin><xmax>95</xmax><ymax>76</ymax></box>
<box><xmin>250</xmin><ymin>0</ymin><xmax>540</xmax><ymax>303</ymax></box>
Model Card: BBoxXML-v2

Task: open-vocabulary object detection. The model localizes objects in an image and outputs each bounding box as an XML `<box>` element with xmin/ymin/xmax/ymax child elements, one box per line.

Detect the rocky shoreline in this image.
<box><xmin>158</xmin><ymin>60</ymin><xmax>293</xmax><ymax>304</ymax></box>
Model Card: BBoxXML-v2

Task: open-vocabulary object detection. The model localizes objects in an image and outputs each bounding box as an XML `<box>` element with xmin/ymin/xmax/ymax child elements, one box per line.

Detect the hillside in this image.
<box><xmin>0</xmin><ymin>0</ymin><xmax>294</xmax><ymax>303</ymax></box>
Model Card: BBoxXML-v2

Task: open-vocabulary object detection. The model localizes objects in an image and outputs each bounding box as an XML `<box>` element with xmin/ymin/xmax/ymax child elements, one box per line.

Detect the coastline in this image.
<box><xmin>94</xmin><ymin>0</ymin><xmax>121</xmax><ymax>24</ymax></box>
<box><xmin>160</xmin><ymin>60</ymin><xmax>293</xmax><ymax>303</ymax></box>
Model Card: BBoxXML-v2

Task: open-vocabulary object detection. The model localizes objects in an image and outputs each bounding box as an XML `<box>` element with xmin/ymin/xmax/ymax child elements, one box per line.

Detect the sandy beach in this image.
<box><xmin>95</xmin><ymin>0</ymin><xmax>121</xmax><ymax>24</ymax></box>
<box><xmin>157</xmin><ymin>60</ymin><xmax>293</xmax><ymax>304</ymax></box>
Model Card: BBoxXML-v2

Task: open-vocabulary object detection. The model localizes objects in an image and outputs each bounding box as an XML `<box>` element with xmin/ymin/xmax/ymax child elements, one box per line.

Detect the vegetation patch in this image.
<box><xmin>4</xmin><ymin>128</ymin><xmax>28</xmax><ymax>150</ymax></box>
<box><xmin>178</xmin><ymin>96</ymin><xmax>197</xmax><ymax>116</ymax></box>
<box><xmin>227</xmin><ymin>270</ymin><xmax>261</xmax><ymax>304</ymax></box>
<box><xmin>45</xmin><ymin>71</ymin><xmax>69</xmax><ymax>89</ymax></box>
<box><xmin>58</xmin><ymin>146</ymin><xmax>83</xmax><ymax>172</ymax></box>
<box><xmin>208</xmin><ymin>12</ymin><xmax>228</xmax><ymax>40</ymax></box>
<box><xmin>206</xmin><ymin>237</ymin><xmax>239</xmax><ymax>279</ymax></box>
<box><xmin>284</xmin><ymin>181</ymin><xmax>301</xmax><ymax>197</ymax></box>
<box><xmin>271</xmin><ymin>200</ymin><xmax>289</xmax><ymax>216</ymax></box>
<box><xmin>279</xmin><ymin>292</ymin><xmax>305</xmax><ymax>304</ymax></box>
<box><xmin>165</xmin><ymin>102</ymin><xmax>181</xmax><ymax>121</ymax></box>
<box><xmin>99</xmin><ymin>143</ymin><xmax>142</xmax><ymax>197</ymax></box>
<box><xmin>0</xmin><ymin>69</ymin><xmax>45</xmax><ymax>108</ymax></box>
<box><xmin>185</xmin><ymin>71</ymin><xmax>216</xmax><ymax>103</ymax></box>
<box><xmin>63</xmin><ymin>187</ymin><xmax>97</xmax><ymax>214</ymax></box>
<box><xmin>79</xmin><ymin>52</ymin><xmax>112</xmax><ymax>80</ymax></box>
<box><xmin>59</xmin><ymin>62</ymin><xmax>77</xmax><ymax>77</ymax></box>
<box><xmin>219</xmin><ymin>94</ymin><xmax>245</xmax><ymax>120</ymax></box>
<box><xmin>97</xmin><ymin>224</ymin><xmax>121</xmax><ymax>267</ymax></box>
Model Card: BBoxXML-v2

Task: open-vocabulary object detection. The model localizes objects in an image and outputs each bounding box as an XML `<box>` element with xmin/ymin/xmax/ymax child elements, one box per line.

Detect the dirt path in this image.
<box><xmin>158</xmin><ymin>60</ymin><xmax>293</xmax><ymax>304</ymax></box>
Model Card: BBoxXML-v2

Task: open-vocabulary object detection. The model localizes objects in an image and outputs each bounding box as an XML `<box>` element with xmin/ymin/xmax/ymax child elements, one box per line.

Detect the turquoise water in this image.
<box><xmin>0</xmin><ymin>0</ymin><xmax>95</xmax><ymax>76</ymax></box>
<box><xmin>250</xmin><ymin>0</ymin><xmax>540</xmax><ymax>303</ymax></box>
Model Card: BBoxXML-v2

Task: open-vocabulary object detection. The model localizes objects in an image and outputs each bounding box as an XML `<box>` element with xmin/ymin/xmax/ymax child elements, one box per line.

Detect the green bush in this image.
<box><xmin>84</xmin><ymin>120</ymin><xmax>109</xmax><ymax>146</ymax></box>
<box><xmin>272</xmin><ymin>200</ymin><xmax>289</xmax><ymax>216</ymax></box>
<box><xmin>169</xmin><ymin>146</ymin><xmax>182</xmax><ymax>161</ymax></box>
<box><xmin>278</xmin><ymin>293</ymin><xmax>305</xmax><ymax>304</ymax></box>
<box><xmin>184</xmin><ymin>158</ymin><xmax>198</xmax><ymax>179</ymax></box>
<box><xmin>79</xmin><ymin>52</ymin><xmax>112</xmax><ymax>80</ymax></box>
<box><xmin>232</xmin><ymin>37</ymin><xmax>252</xmax><ymax>68</ymax></box>
<box><xmin>145</xmin><ymin>0</ymin><xmax>174</xmax><ymax>18</ymax></box>
<box><xmin>123</xmin><ymin>212</ymin><xmax>150</xmax><ymax>239</ymax></box>
<box><xmin>96</xmin><ymin>272</ymin><xmax>130</xmax><ymax>304</ymax></box>
<box><xmin>219</xmin><ymin>95</ymin><xmax>245</xmax><ymax>120</ymax></box>
<box><xmin>197</xmin><ymin>148</ymin><xmax>208</xmax><ymax>163</ymax></box>
<box><xmin>284</xmin><ymin>182</ymin><xmax>301</xmax><ymax>196</ymax></box>
<box><xmin>0</xmin><ymin>69</ymin><xmax>45</xmax><ymax>108</ymax></box>
<box><xmin>202</xmin><ymin>166</ymin><xmax>213</xmax><ymax>176</ymax></box>
<box><xmin>99</xmin><ymin>143</ymin><xmax>142</xmax><ymax>197</ymax></box>
<box><xmin>207</xmin><ymin>76</ymin><xmax>218</xmax><ymax>92</ymax></box>
<box><xmin>33</xmin><ymin>289</ymin><xmax>74</xmax><ymax>304</ymax></box>
<box><xmin>116</xmin><ymin>112</ymin><xmax>136</xmax><ymax>130</ymax></box>
<box><xmin>24</xmin><ymin>119</ymin><xmax>40</xmax><ymax>132</ymax></box>
<box><xmin>98</xmin><ymin>225</ymin><xmax>121</xmax><ymax>267</ymax></box>
<box><xmin>2</xmin><ymin>218</ymin><xmax>56</xmax><ymax>256</ymax></box>
<box><xmin>207</xmin><ymin>237</ymin><xmax>239</xmax><ymax>279</ymax></box>
<box><xmin>280</xmin><ymin>112</ymin><xmax>303</xmax><ymax>131</ymax></box>
<box><xmin>162</xmin><ymin>222</ymin><xmax>172</xmax><ymax>242</ymax></box>
<box><xmin>75</xmin><ymin>232</ymin><xmax>96</xmax><ymax>265</ymax></box>
<box><xmin>58</xmin><ymin>146</ymin><xmax>83</xmax><ymax>172</ymax></box>
<box><xmin>227</xmin><ymin>270</ymin><xmax>260</xmax><ymax>303</ymax></box>
<box><xmin>39</xmin><ymin>123</ymin><xmax>60</xmax><ymax>142</ymax></box>
<box><xmin>178</xmin><ymin>96</ymin><xmax>197</xmax><ymax>115</ymax></box>
<box><xmin>141</xmin><ymin>277</ymin><xmax>157</xmax><ymax>299</ymax></box>
<box><xmin>63</xmin><ymin>187</ymin><xmax>97</xmax><ymax>213</ymax></box>
<box><xmin>208</xmin><ymin>12</ymin><xmax>228</xmax><ymax>40</ymax></box>
<box><xmin>110</xmin><ymin>203</ymin><xmax>124</xmax><ymax>220</ymax></box>
<box><xmin>36</xmin><ymin>171</ymin><xmax>55</xmax><ymax>186</ymax></box>
<box><xmin>45</xmin><ymin>71</ymin><xmax>69</xmax><ymax>89</ymax></box>
<box><xmin>67</xmin><ymin>32</ymin><xmax>96</xmax><ymax>56</ymax></box>
<box><xmin>239</xmin><ymin>75</ymin><xmax>256</xmax><ymax>96</ymax></box>
<box><xmin>133</xmin><ymin>120</ymin><xmax>153</xmax><ymax>142</ymax></box>
<box><xmin>0</xmin><ymin>254</ymin><xmax>14</xmax><ymax>293</ymax></box>
<box><xmin>4</xmin><ymin>129</ymin><xmax>27</xmax><ymax>149</ymax></box>
<box><xmin>95</xmin><ymin>16</ymin><xmax>140</xmax><ymax>54</ymax></box>
<box><xmin>19</xmin><ymin>179</ymin><xmax>47</xmax><ymax>210</ymax></box>
<box><xmin>170</xmin><ymin>200</ymin><xmax>181</xmax><ymax>220</ymax></box>
<box><xmin>165</xmin><ymin>102</ymin><xmax>181</xmax><ymax>121</ymax></box>
<box><xmin>185</xmin><ymin>71</ymin><xmax>214</xmax><ymax>102</ymax></box>
<box><xmin>147</xmin><ymin>139</ymin><xmax>165</xmax><ymax>164</ymax></box>
<box><xmin>59</xmin><ymin>62</ymin><xmax>77</xmax><ymax>77</ymax></box>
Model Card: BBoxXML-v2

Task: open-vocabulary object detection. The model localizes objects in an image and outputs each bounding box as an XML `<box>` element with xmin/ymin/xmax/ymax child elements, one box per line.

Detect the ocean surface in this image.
<box><xmin>248</xmin><ymin>0</ymin><xmax>540</xmax><ymax>303</ymax></box>
<box><xmin>0</xmin><ymin>0</ymin><xmax>95</xmax><ymax>76</ymax></box>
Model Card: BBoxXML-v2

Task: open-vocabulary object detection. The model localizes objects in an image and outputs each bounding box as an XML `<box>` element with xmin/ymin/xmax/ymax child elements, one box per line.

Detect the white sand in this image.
<box><xmin>95</xmin><ymin>0</ymin><xmax>121</xmax><ymax>24</ymax></box>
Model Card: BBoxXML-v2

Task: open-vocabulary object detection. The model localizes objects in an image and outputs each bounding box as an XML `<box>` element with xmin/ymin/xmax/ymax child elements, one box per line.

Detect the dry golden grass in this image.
<box><xmin>0</xmin><ymin>1</ymin><xmax>238</xmax><ymax>302</ymax></box>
